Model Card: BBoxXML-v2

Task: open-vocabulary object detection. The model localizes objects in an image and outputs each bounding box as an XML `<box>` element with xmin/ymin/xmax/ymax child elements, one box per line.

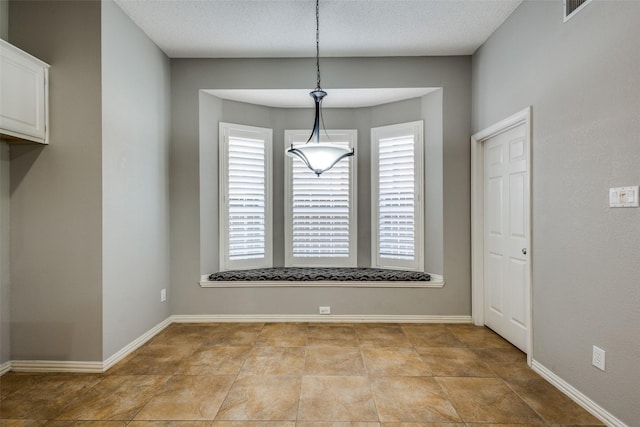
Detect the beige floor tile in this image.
<box><xmin>239</xmin><ymin>347</ymin><xmax>306</xmax><ymax>376</ymax></box>
<box><xmin>178</xmin><ymin>346</ymin><xmax>252</xmax><ymax>376</ymax></box>
<box><xmin>55</xmin><ymin>375</ymin><xmax>169</xmax><ymax>421</ymax></box>
<box><xmin>398</xmin><ymin>324</ymin><xmax>447</xmax><ymax>330</ymax></box>
<box><xmin>0</xmin><ymin>374</ymin><xmax>44</xmax><ymax>400</ymax></box>
<box><xmin>416</xmin><ymin>347</ymin><xmax>495</xmax><ymax>377</ymax></box>
<box><xmin>3</xmin><ymin>322</ymin><xmax>594</xmax><ymax>426</ymax></box>
<box><xmin>470</xmin><ymin>348</ymin><xmax>539</xmax><ymax>379</ymax></box>
<box><xmin>1</xmin><ymin>421</ymin><xmax>48</xmax><ymax>427</ymax></box>
<box><xmin>399</xmin><ymin>324</ymin><xmax>448</xmax><ymax>334</ymax></box>
<box><xmin>201</xmin><ymin>323</ymin><xmax>265</xmax><ymax>347</ymax></box>
<box><xmin>436</xmin><ymin>377</ymin><xmax>544</xmax><ymax>424</ymax></box>
<box><xmin>464</xmin><ymin>424</ymin><xmax>546</xmax><ymax>427</ymax></box>
<box><xmin>0</xmin><ymin>374</ymin><xmax>102</xmax><ymax>420</ymax></box>
<box><xmin>470</xmin><ymin>346</ymin><xmax>525</xmax><ymax>363</ymax></box>
<box><xmin>362</xmin><ymin>348</ymin><xmax>431</xmax><ymax>377</ymax></box>
<box><xmin>505</xmin><ymin>378</ymin><xmax>604</xmax><ymax>425</ymax></box>
<box><xmin>213</xmin><ymin>423</ymin><xmax>295</xmax><ymax>427</ymax></box>
<box><xmin>371</xmin><ymin>377</ymin><xmax>461</xmax><ymax>423</ymax></box>
<box><xmin>446</xmin><ymin>325</ymin><xmax>512</xmax><ymax>348</ymax></box>
<box><xmin>256</xmin><ymin>323</ymin><xmax>308</xmax><ymax>347</ymax></box>
<box><xmin>128</xmin><ymin>422</ymin><xmax>211</xmax><ymax>427</ymax></box>
<box><xmin>149</xmin><ymin>324</ymin><xmax>217</xmax><ymax>347</ymax></box>
<box><xmin>488</xmin><ymin>361</ymin><xmax>544</xmax><ymax>380</ymax></box>
<box><xmin>216</xmin><ymin>376</ymin><xmax>301</xmax><ymax>421</ymax></box>
<box><xmin>213</xmin><ymin>422</ymin><xmax>295</xmax><ymax>427</ymax></box>
<box><xmin>548</xmin><ymin>425</ymin><xmax>605</xmax><ymax>427</ymax></box>
<box><xmin>307</xmin><ymin>325</ymin><xmax>359</xmax><ymax>347</ymax></box>
<box><xmin>134</xmin><ymin>375</ymin><xmax>234</xmax><ymax>421</ymax></box>
<box><xmin>380</xmin><ymin>424</ymin><xmax>465</xmax><ymax>427</ymax></box>
<box><xmin>304</xmin><ymin>347</ymin><xmax>365</xmax><ymax>376</ymax></box>
<box><xmin>354</xmin><ymin>325</ymin><xmax>412</xmax><ymax>348</ymax></box>
<box><xmin>401</xmin><ymin>326</ymin><xmax>464</xmax><ymax>348</ymax></box>
<box><xmin>43</xmin><ymin>422</ymin><xmax>127</xmax><ymax>426</ymax></box>
<box><xmin>298</xmin><ymin>376</ymin><xmax>378</xmax><ymax>422</ymax></box>
<box><xmin>109</xmin><ymin>344</ymin><xmax>198</xmax><ymax>375</ymax></box>
<box><xmin>298</xmin><ymin>423</ymin><xmax>381</xmax><ymax>427</ymax></box>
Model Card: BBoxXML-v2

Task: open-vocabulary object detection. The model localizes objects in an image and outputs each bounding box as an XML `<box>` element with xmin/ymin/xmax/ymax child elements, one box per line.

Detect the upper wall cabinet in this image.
<box><xmin>0</xmin><ymin>39</ymin><xmax>50</xmax><ymax>144</ymax></box>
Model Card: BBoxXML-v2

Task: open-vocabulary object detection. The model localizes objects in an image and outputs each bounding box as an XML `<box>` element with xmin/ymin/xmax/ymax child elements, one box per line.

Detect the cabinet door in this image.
<box><xmin>0</xmin><ymin>40</ymin><xmax>48</xmax><ymax>144</ymax></box>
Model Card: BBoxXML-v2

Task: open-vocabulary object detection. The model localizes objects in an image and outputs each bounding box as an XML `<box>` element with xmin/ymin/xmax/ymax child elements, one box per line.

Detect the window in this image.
<box><xmin>284</xmin><ymin>129</ymin><xmax>357</xmax><ymax>267</ymax></box>
<box><xmin>219</xmin><ymin>122</ymin><xmax>272</xmax><ymax>271</ymax></box>
<box><xmin>371</xmin><ymin>121</ymin><xmax>424</xmax><ymax>271</ymax></box>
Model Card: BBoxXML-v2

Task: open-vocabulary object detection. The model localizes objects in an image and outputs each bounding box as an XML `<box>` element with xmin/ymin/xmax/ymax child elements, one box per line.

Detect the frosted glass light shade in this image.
<box><xmin>287</xmin><ymin>143</ymin><xmax>354</xmax><ymax>176</ymax></box>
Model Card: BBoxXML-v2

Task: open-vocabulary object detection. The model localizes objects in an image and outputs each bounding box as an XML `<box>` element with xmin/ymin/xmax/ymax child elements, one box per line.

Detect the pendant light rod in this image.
<box><xmin>285</xmin><ymin>0</ymin><xmax>355</xmax><ymax>176</ymax></box>
<box><xmin>307</xmin><ymin>0</ymin><xmax>326</xmax><ymax>145</ymax></box>
<box><xmin>315</xmin><ymin>0</ymin><xmax>321</xmax><ymax>89</ymax></box>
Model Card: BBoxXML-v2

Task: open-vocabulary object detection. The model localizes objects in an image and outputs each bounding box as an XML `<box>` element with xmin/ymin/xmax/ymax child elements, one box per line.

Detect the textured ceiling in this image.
<box><xmin>113</xmin><ymin>0</ymin><xmax>523</xmax><ymax>58</ymax></box>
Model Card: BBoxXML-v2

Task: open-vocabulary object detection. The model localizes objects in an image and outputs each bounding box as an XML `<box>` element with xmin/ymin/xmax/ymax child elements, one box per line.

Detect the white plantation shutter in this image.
<box><xmin>228</xmin><ymin>137</ymin><xmax>266</xmax><ymax>260</ymax></box>
<box><xmin>285</xmin><ymin>130</ymin><xmax>357</xmax><ymax>267</ymax></box>
<box><xmin>372</xmin><ymin>121</ymin><xmax>424</xmax><ymax>271</ymax></box>
<box><xmin>220</xmin><ymin>123</ymin><xmax>272</xmax><ymax>271</ymax></box>
<box><xmin>292</xmin><ymin>145</ymin><xmax>350</xmax><ymax>257</ymax></box>
<box><xmin>378</xmin><ymin>135</ymin><xmax>415</xmax><ymax>259</ymax></box>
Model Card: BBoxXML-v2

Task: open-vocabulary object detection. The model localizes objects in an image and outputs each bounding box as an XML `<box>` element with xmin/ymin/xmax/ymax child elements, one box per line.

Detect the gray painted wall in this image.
<box><xmin>472</xmin><ymin>1</ymin><xmax>640</xmax><ymax>424</ymax></box>
<box><xmin>5</xmin><ymin>0</ymin><xmax>172</xmax><ymax>363</ymax></box>
<box><xmin>9</xmin><ymin>0</ymin><xmax>103</xmax><ymax>361</ymax></box>
<box><xmin>172</xmin><ymin>57</ymin><xmax>470</xmax><ymax>316</ymax></box>
<box><xmin>0</xmin><ymin>0</ymin><xmax>9</xmax><ymax>40</ymax></box>
<box><xmin>0</xmin><ymin>0</ymin><xmax>7</xmax><ymax>40</ymax></box>
<box><xmin>422</xmin><ymin>90</ymin><xmax>444</xmax><ymax>275</ymax></box>
<box><xmin>0</xmin><ymin>143</ymin><xmax>9</xmax><ymax>364</ymax></box>
<box><xmin>101</xmin><ymin>0</ymin><xmax>171</xmax><ymax>360</ymax></box>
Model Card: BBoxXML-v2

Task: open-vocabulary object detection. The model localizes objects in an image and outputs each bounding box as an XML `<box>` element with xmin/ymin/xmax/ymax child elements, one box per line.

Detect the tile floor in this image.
<box><xmin>0</xmin><ymin>322</ymin><xmax>604</xmax><ymax>426</ymax></box>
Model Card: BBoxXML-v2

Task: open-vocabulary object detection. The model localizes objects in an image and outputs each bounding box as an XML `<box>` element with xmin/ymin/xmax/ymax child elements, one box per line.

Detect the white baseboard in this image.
<box><xmin>171</xmin><ymin>314</ymin><xmax>472</xmax><ymax>324</ymax></box>
<box><xmin>531</xmin><ymin>359</ymin><xmax>628</xmax><ymax>427</ymax></box>
<box><xmin>102</xmin><ymin>317</ymin><xmax>173</xmax><ymax>372</ymax></box>
<box><xmin>11</xmin><ymin>360</ymin><xmax>103</xmax><ymax>373</ymax></box>
<box><xmin>8</xmin><ymin>317</ymin><xmax>172</xmax><ymax>374</ymax></box>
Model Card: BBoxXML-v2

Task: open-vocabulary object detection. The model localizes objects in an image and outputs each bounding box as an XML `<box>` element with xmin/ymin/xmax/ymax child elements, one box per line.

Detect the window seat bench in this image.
<box><xmin>200</xmin><ymin>267</ymin><xmax>442</xmax><ymax>288</ymax></box>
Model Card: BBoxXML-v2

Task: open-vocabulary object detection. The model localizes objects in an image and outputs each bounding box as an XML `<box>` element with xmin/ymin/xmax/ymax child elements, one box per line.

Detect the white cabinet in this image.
<box><xmin>0</xmin><ymin>39</ymin><xmax>50</xmax><ymax>144</ymax></box>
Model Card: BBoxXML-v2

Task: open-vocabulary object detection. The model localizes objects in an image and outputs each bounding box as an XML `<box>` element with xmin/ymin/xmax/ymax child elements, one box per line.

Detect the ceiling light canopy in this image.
<box><xmin>286</xmin><ymin>0</ymin><xmax>354</xmax><ymax>176</ymax></box>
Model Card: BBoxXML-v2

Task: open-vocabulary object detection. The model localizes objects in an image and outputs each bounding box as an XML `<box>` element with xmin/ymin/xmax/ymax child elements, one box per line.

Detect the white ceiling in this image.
<box><xmin>113</xmin><ymin>0</ymin><xmax>523</xmax><ymax>58</ymax></box>
<box><xmin>115</xmin><ymin>0</ymin><xmax>522</xmax><ymax>108</ymax></box>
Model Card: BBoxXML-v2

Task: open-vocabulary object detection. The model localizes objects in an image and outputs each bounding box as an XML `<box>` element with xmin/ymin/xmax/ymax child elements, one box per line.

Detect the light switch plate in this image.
<box><xmin>609</xmin><ymin>186</ymin><xmax>639</xmax><ymax>208</ymax></box>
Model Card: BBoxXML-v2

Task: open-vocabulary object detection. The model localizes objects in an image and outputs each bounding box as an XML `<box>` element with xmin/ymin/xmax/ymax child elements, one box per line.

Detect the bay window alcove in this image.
<box><xmin>198</xmin><ymin>88</ymin><xmax>444</xmax><ymax>286</ymax></box>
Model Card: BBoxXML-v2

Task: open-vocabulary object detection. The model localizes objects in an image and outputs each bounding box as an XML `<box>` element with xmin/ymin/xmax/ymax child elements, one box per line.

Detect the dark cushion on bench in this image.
<box><xmin>208</xmin><ymin>267</ymin><xmax>430</xmax><ymax>282</ymax></box>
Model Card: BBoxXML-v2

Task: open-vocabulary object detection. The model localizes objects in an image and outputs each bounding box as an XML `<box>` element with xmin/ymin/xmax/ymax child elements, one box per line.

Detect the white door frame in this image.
<box><xmin>471</xmin><ymin>106</ymin><xmax>533</xmax><ymax>365</ymax></box>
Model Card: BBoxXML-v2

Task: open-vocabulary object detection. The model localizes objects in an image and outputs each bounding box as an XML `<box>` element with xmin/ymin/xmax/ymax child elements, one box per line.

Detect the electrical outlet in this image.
<box><xmin>160</xmin><ymin>288</ymin><xmax>167</xmax><ymax>302</ymax></box>
<box><xmin>319</xmin><ymin>306</ymin><xmax>331</xmax><ymax>315</ymax></box>
<box><xmin>592</xmin><ymin>345</ymin><xmax>605</xmax><ymax>371</ymax></box>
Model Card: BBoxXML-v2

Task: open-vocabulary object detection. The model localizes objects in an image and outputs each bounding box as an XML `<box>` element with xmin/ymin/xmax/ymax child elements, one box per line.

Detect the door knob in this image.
<box><xmin>522</xmin><ymin>248</ymin><xmax>527</xmax><ymax>255</ymax></box>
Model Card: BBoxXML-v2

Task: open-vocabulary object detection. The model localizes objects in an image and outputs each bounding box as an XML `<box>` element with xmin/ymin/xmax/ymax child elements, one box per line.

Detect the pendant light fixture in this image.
<box><xmin>286</xmin><ymin>0</ymin><xmax>354</xmax><ymax>176</ymax></box>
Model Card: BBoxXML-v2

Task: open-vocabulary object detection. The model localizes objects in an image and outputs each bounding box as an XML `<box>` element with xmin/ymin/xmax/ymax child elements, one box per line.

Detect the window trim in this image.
<box><xmin>219</xmin><ymin>122</ymin><xmax>273</xmax><ymax>271</ymax></box>
<box><xmin>284</xmin><ymin>129</ymin><xmax>358</xmax><ymax>267</ymax></box>
<box><xmin>371</xmin><ymin>120</ymin><xmax>424</xmax><ymax>271</ymax></box>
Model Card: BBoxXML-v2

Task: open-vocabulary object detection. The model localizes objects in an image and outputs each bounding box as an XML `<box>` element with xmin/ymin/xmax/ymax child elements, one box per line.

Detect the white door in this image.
<box><xmin>483</xmin><ymin>123</ymin><xmax>529</xmax><ymax>352</ymax></box>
